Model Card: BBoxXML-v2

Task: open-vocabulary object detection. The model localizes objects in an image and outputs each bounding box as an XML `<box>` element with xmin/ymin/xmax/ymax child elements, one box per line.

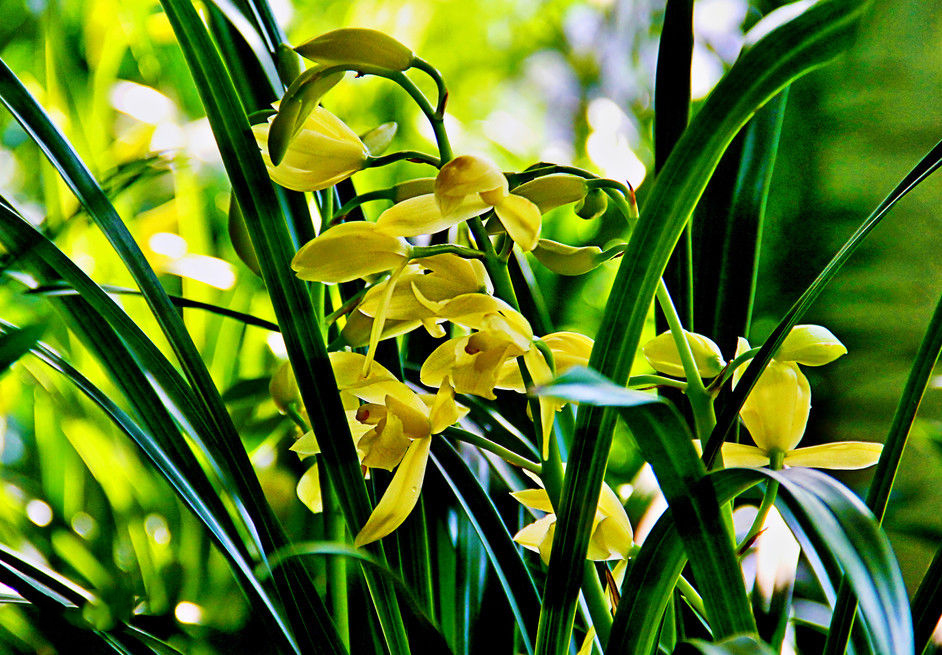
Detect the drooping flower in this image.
<box><xmin>724</xmin><ymin>334</ymin><xmax>882</xmax><ymax>469</ymax></box>
<box><xmin>512</xmin><ymin>476</ymin><xmax>632</xmax><ymax>564</ymax></box>
<box><xmin>418</xmin><ymin>293</ymin><xmax>535</xmax><ymax>399</ymax></box>
<box><xmin>291</xmin><ymin>221</ymin><xmax>410</xmax><ymax>283</ymax></box>
<box><xmin>253</xmin><ymin>105</ymin><xmax>369</xmax><ymax>192</ymax></box>
<box><xmin>376</xmin><ymin>155</ymin><xmax>543</xmax><ymax>251</ymax></box>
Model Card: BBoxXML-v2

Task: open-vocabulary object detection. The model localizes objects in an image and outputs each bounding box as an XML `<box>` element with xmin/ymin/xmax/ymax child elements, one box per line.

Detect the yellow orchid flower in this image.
<box><xmin>512</xmin><ymin>477</ymin><xmax>632</xmax><ymax>564</ymax></box>
<box><xmin>357</xmin><ymin>254</ymin><xmax>491</xmax><ymax>323</ymax></box>
<box><xmin>416</xmin><ymin>292</ymin><xmax>535</xmax><ymax>399</ymax></box>
<box><xmin>641</xmin><ymin>330</ymin><xmax>726</xmax><ymax>378</ymax></box>
<box><xmin>494</xmin><ymin>332</ymin><xmax>594</xmax><ymax>455</ymax></box>
<box><xmin>291</xmin><ymin>221</ymin><xmax>410</xmax><ymax>283</ymax></box>
<box><xmin>376</xmin><ymin>156</ymin><xmax>542</xmax><ymax>251</ymax></box>
<box><xmin>253</xmin><ymin>106</ymin><xmax>369</xmax><ymax>191</ymax></box>
<box><xmin>354</xmin><ymin>380</ymin><xmax>465</xmax><ymax>547</ymax></box>
<box><xmin>725</xmin><ymin>336</ymin><xmax>882</xmax><ymax>470</ymax></box>
<box><xmin>421</xmin><ymin>330</ymin><xmax>528</xmax><ymax>400</ymax></box>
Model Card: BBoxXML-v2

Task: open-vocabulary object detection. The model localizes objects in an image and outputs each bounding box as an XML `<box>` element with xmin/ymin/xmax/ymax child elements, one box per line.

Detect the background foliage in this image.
<box><xmin>0</xmin><ymin>0</ymin><xmax>939</xmax><ymax>652</ymax></box>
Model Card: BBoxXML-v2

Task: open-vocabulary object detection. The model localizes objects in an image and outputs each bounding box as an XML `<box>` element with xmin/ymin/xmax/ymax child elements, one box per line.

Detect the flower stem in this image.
<box><xmin>366</xmin><ymin>150</ymin><xmax>441</xmax><ymax>169</ymax></box>
<box><xmin>411</xmin><ymin>244</ymin><xmax>486</xmax><ymax>260</ymax></box>
<box><xmin>443</xmin><ymin>427</ymin><xmax>541</xmax><ymax>474</ymax></box>
<box><xmin>738</xmin><ymin>449</ymin><xmax>784</xmax><ymax>551</ymax></box>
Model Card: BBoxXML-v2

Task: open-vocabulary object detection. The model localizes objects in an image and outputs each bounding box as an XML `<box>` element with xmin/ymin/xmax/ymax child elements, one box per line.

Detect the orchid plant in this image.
<box><xmin>0</xmin><ymin>2</ymin><xmax>941</xmax><ymax>655</ymax></box>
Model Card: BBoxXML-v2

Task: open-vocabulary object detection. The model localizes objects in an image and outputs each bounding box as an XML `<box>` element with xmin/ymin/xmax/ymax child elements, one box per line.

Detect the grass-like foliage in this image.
<box><xmin>0</xmin><ymin>0</ymin><xmax>939</xmax><ymax>653</ymax></box>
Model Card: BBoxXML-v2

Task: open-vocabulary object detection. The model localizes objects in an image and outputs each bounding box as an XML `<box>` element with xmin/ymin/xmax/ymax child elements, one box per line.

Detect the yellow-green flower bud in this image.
<box><xmin>642</xmin><ymin>330</ymin><xmax>725</xmax><ymax>378</ymax></box>
<box><xmin>254</xmin><ymin>106</ymin><xmax>369</xmax><ymax>191</ymax></box>
<box><xmin>532</xmin><ymin>239</ymin><xmax>604</xmax><ymax>276</ymax></box>
<box><xmin>434</xmin><ymin>155</ymin><xmax>508</xmax><ymax>215</ymax></box>
<box><xmin>512</xmin><ymin>174</ymin><xmax>588</xmax><ymax>213</ymax></box>
<box><xmin>295</xmin><ymin>28</ymin><xmax>414</xmax><ymax>71</ymax></box>
<box><xmin>270</xmin><ymin>362</ymin><xmax>300</xmax><ymax>412</ymax></box>
<box><xmin>361</xmin><ymin>122</ymin><xmax>398</xmax><ymax>156</ymax></box>
<box><xmin>776</xmin><ymin>324</ymin><xmax>847</xmax><ymax>366</ymax></box>
<box><xmin>575</xmin><ymin>187</ymin><xmax>608</xmax><ymax>220</ymax></box>
<box><xmin>227</xmin><ymin>196</ymin><xmax>261</xmax><ymax>277</ymax></box>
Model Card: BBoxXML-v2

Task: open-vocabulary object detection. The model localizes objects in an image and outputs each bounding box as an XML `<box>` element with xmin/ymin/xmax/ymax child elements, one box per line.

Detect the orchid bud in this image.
<box><xmin>532</xmin><ymin>239</ymin><xmax>605</xmax><ymax>276</ymax></box>
<box><xmin>513</xmin><ymin>174</ymin><xmax>588</xmax><ymax>213</ymax></box>
<box><xmin>361</xmin><ymin>122</ymin><xmax>398</xmax><ymax>156</ymax></box>
<box><xmin>642</xmin><ymin>330</ymin><xmax>725</xmax><ymax>378</ymax></box>
<box><xmin>776</xmin><ymin>324</ymin><xmax>847</xmax><ymax>366</ymax></box>
<box><xmin>575</xmin><ymin>187</ymin><xmax>608</xmax><ymax>220</ymax></box>
<box><xmin>295</xmin><ymin>28</ymin><xmax>414</xmax><ymax>71</ymax></box>
<box><xmin>270</xmin><ymin>362</ymin><xmax>300</xmax><ymax>412</ymax></box>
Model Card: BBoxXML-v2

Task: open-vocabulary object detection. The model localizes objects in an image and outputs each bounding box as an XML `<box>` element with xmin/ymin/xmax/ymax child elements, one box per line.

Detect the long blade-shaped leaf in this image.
<box><xmin>537</xmin><ymin>4</ymin><xmax>871</xmax><ymax>651</ymax></box>
<box><xmin>0</xmin><ymin>60</ymin><xmax>324</xmax><ymax>646</ymax></box>
<box><xmin>154</xmin><ymin>0</ymin><xmax>408</xmax><ymax>650</ymax></box>
<box><xmin>705</xmin><ymin>134</ymin><xmax>942</xmax><ymax>465</ymax></box>
<box><xmin>536</xmin><ymin>368</ymin><xmax>754</xmax><ymax>643</ymax></box>
<box><xmin>431</xmin><ymin>439</ymin><xmax>541</xmax><ymax>654</ymax></box>
<box><xmin>828</xmin><ymin>289</ymin><xmax>942</xmax><ymax>654</ymax></box>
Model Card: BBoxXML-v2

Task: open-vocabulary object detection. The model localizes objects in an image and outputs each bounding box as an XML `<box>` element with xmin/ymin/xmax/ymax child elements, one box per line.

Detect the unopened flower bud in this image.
<box><xmin>513</xmin><ymin>174</ymin><xmax>588</xmax><ymax>213</ymax></box>
<box><xmin>361</xmin><ymin>122</ymin><xmax>398</xmax><ymax>156</ymax></box>
<box><xmin>532</xmin><ymin>239</ymin><xmax>605</xmax><ymax>276</ymax></box>
<box><xmin>642</xmin><ymin>330</ymin><xmax>725</xmax><ymax>378</ymax></box>
<box><xmin>270</xmin><ymin>362</ymin><xmax>301</xmax><ymax>412</ymax></box>
<box><xmin>227</xmin><ymin>197</ymin><xmax>261</xmax><ymax>277</ymax></box>
<box><xmin>295</xmin><ymin>28</ymin><xmax>414</xmax><ymax>71</ymax></box>
<box><xmin>575</xmin><ymin>187</ymin><xmax>608</xmax><ymax>220</ymax></box>
<box><xmin>776</xmin><ymin>324</ymin><xmax>847</xmax><ymax>366</ymax></box>
<box><xmin>434</xmin><ymin>155</ymin><xmax>507</xmax><ymax>215</ymax></box>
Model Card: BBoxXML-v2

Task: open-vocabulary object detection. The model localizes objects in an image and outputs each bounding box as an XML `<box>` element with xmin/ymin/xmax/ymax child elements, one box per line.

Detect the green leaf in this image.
<box><xmin>266</xmin><ymin>541</ymin><xmax>453</xmax><ymax>654</ymax></box>
<box><xmin>0</xmin><ymin>62</ymin><xmax>321</xmax><ymax>648</ymax></box>
<box><xmin>268</xmin><ymin>67</ymin><xmax>345</xmax><ymax>165</ymax></box>
<box><xmin>431</xmin><ymin>439</ymin><xmax>541</xmax><ymax>654</ymax></box>
<box><xmin>0</xmin><ymin>322</ymin><xmax>43</xmax><ymax>373</ymax></box>
<box><xmin>604</xmin><ymin>466</ymin><xmax>909</xmax><ymax>655</ymax></box>
<box><xmin>154</xmin><ymin>0</ymin><xmax>409</xmax><ymax>650</ymax></box>
<box><xmin>706</xmin><ymin>135</ymin><xmax>942</xmax><ymax>466</ymax></box>
<box><xmin>536</xmin><ymin>368</ymin><xmax>755</xmax><ymax>642</ymax></box>
<box><xmin>828</xmin><ymin>288</ymin><xmax>942</xmax><ymax>654</ymax></box>
<box><xmin>538</xmin><ymin>3</ymin><xmax>873</xmax><ymax>651</ymax></box>
<box><xmin>676</xmin><ymin>635</ymin><xmax>778</xmax><ymax>655</ymax></box>
<box><xmin>714</xmin><ymin>468</ymin><xmax>912</xmax><ymax>655</ymax></box>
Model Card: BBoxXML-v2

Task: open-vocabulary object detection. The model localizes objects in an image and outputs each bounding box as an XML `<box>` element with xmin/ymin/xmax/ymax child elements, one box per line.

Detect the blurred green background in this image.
<box><xmin>0</xmin><ymin>0</ymin><xmax>940</xmax><ymax>651</ymax></box>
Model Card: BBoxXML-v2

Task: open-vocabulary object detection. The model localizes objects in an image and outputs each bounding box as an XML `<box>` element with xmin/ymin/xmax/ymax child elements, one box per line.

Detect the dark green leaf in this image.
<box><xmin>537</xmin><ymin>3</ymin><xmax>872</xmax><ymax>651</ymax></box>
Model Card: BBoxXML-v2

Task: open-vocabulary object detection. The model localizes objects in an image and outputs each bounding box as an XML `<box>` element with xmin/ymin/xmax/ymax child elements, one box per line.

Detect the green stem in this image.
<box><xmin>331</xmin><ymin>189</ymin><xmax>395</xmax><ymax>223</ymax></box>
<box><xmin>366</xmin><ymin>150</ymin><xmax>441</xmax><ymax>169</ymax></box>
<box><xmin>582</xmin><ymin>562</ymin><xmax>612</xmax><ymax>646</ymax></box>
<box><xmin>738</xmin><ymin>450</ymin><xmax>784</xmax><ymax>551</ymax></box>
<box><xmin>627</xmin><ymin>374</ymin><xmax>687</xmax><ymax>391</ymax></box>
<box><xmin>411</xmin><ymin>244</ymin><xmax>486</xmax><ymax>260</ymax></box>
<box><xmin>410</xmin><ymin>57</ymin><xmax>448</xmax><ymax>116</ymax></box>
<box><xmin>388</xmin><ymin>70</ymin><xmax>453</xmax><ymax>162</ymax></box>
<box><xmin>655</xmin><ymin>279</ymin><xmax>716</xmax><ymax>441</ymax></box>
<box><xmin>285</xmin><ymin>403</ymin><xmax>309</xmax><ymax>432</ymax></box>
<box><xmin>443</xmin><ymin>427</ymin><xmax>541</xmax><ymax>474</ymax></box>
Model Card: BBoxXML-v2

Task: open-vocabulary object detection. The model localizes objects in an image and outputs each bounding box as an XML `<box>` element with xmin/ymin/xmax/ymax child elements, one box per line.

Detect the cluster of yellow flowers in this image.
<box><xmin>642</xmin><ymin>325</ymin><xmax>883</xmax><ymax>470</ymax></box>
<box><xmin>258</xmin><ymin>28</ymin><xmax>881</xmax><ymax>565</ymax></box>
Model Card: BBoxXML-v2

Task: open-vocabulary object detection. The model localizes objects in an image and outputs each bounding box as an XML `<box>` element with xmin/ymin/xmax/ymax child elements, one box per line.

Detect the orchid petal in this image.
<box><xmin>784</xmin><ymin>441</ymin><xmax>883</xmax><ymax>470</ymax></box>
<box><xmin>354</xmin><ymin>437</ymin><xmax>432</xmax><ymax>547</ymax></box>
